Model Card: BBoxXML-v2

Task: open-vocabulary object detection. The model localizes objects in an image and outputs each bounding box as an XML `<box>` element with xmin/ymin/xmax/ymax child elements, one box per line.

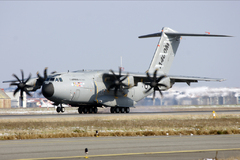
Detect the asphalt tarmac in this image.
<box><xmin>0</xmin><ymin>135</ymin><xmax>240</xmax><ymax>160</ymax></box>
<box><xmin>1</xmin><ymin>109</ymin><xmax>240</xmax><ymax>159</ymax></box>
<box><xmin>1</xmin><ymin>109</ymin><xmax>240</xmax><ymax>119</ymax></box>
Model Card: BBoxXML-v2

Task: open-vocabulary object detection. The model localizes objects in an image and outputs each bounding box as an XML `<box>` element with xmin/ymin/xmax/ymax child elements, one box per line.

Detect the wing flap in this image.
<box><xmin>169</xmin><ymin>75</ymin><xmax>225</xmax><ymax>82</ymax></box>
<box><xmin>130</xmin><ymin>72</ymin><xmax>225</xmax><ymax>86</ymax></box>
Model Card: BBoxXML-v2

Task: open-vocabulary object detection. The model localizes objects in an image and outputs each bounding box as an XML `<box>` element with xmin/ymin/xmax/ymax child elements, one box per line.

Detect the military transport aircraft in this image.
<box><xmin>3</xmin><ymin>27</ymin><xmax>231</xmax><ymax>114</ymax></box>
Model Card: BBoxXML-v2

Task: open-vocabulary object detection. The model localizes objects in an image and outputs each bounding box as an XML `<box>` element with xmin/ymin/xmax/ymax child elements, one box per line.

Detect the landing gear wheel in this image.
<box><xmin>115</xmin><ymin>107</ymin><xmax>120</xmax><ymax>113</ymax></box>
<box><xmin>83</xmin><ymin>107</ymin><xmax>88</xmax><ymax>114</ymax></box>
<box><xmin>78</xmin><ymin>107</ymin><xmax>83</xmax><ymax>114</ymax></box>
<box><xmin>88</xmin><ymin>107</ymin><xmax>93</xmax><ymax>114</ymax></box>
<box><xmin>125</xmin><ymin>107</ymin><xmax>130</xmax><ymax>113</ymax></box>
<box><xmin>120</xmin><ymin>107</ymin><xmax>125</xmax><ymax>113</ymax></box>
<box><xmin>61</xmin><ymin>107</ymin><xmax>65</xmax><ymax>113</ymax></box>
<box><xmin>110</xmin><ymin>107</ymin><xmax>114</xmax><ymax>113</ymax></box>
<box><xmin>56</xmin><ymin>107</ymin><xmax>61</xmax><ymax>113</ymax></box>
<box><xmin>93</xmin><ymin>107</ymin><xmax>98</xmax><ymax>113</ymax></box>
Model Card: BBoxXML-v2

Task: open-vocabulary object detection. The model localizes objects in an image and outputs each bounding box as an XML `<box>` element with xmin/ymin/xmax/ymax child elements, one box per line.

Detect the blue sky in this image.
<box><xmin>0</xmin><ymin>1</ymin><xmax>239</xmax><ymax>89</ymax></box>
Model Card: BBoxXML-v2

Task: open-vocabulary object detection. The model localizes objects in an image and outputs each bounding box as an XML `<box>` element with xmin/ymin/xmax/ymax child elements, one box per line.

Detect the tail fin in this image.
<box><xmin>139</xmin><ymin>27</ymin><xmax>231</xmax><ymax>74</ymax></box>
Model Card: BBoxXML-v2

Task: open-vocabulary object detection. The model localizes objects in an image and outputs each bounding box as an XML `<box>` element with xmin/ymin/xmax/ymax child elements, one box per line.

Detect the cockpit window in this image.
<box><xmin>45</xmin><ymin>77</ymin><xmax>63</xmax><ymax>82</ymax></box>
<box><xmin>50</xmin><ymin>78</ymin><xmax>55</xmax><ymax>81</ymax></box>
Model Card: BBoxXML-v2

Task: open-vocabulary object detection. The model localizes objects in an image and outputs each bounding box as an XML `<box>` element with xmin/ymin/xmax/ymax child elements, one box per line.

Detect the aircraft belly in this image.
<box><xmin>97</xmin><ymin>95</ymin><xmax>134</xmax><ymax>107</ymax></box>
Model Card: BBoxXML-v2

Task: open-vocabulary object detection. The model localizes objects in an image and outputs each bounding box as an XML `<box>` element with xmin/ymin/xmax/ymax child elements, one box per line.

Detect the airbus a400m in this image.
<box><xmin>3</xmin><ymin>27</ymin><xmax>231</xmax><ymax>114</ymax></box>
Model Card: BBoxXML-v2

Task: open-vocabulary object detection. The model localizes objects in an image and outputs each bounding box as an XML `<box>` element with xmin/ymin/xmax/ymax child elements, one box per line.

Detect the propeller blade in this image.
<box><xmin>152</xmin><ymin>90</ymin><xmax>155</xmax><ymax>100</ymax></box>
<box><xmin>107</xmin><ymin>84</ymin><xmax>115</xmax><ymax>91</ymax></box>
<box><xmin>24</xmin><ymin>73</ymin><xmax>32</xmax><ymax>84</ymax></box>
<box><xmin>21</xmin><ymin>70</ymin><xmax>24</xmax><ymax>82</ymax></box>
<box><xmin>37</xmin><ymin>67</ymin><xmax>48</xmax><ymax>79</ymax></box>
<box><xmin>146</xmin><ymin>72</ymin><xmax>152</xmax><ymax>81</ymax></box>
<box><xmin>10</xmin><ymin>70</ymin><xmax>33</xmax><ymax>100</ymax></box>
<box><xmin>153</xmin><ymin>69</ymin><xmax>158</xmax><ymax>81</ymax></box>
<box><xmin>144</xmin><ymin>69</ymin><xmax>167</xmax><ymax>99</ymax></box>
<box><xmin>12</xmin><ymin>74</ymin><xmax>21</xmax><ymax>83</ymax></box>
<box><xmin>144</xmin><ymin>87</ymin><xmax>153</xmax><ymax>93</ymax></box>
<box><xmin>23</xmin><ymin>88</ymin><xmax>32</xmax><ymax>97</ymax></box>
<box><xmin>108</xmin><ymin>68</ymin><xmax>129</xmax><ymax>98</ymax></box>
<box><xmin>10</xmin><ymin>82</ymin><xmax>18</xmax><ymax>86</ymax></box>
<box><xmin>114</xmin><ymin>87</ymin><xmax>118</xmax><ymax>97</ymax></box>
<box><xmin>110</xmin><ymin>70</ymin><xmax>117</xmax><ymax>80</ymax></box>
<box><xmin>44</xmin><ymin>67</ymin><xmax>48</xmax><ymax>79</ymax></box>
<box><xmin>158</xmin><ymin>83</ymin><xmax>168</xmax><ymax>88</ymax></box>
<box><xmin>158</xmin><ymin>89</ymin><xmax>163</xmax><ymax>97</ymax></box>
<box><xmin>37</xmin><ymin>72</ymin><xmax>41</xmax><ymax>79</ymax></box>
<box><xmin>20</xmin><ymin>90</ymin><xmax>24</xmax><ymax>100</ymax></box>
<box><xmin>120</xmin><ymin>74</ymin><xmax>128</xmax><ymax>82</ymax></box>
<box><xmin>157</xmin><ymin>75</ymin><xmax>166</xmax><ymax>83</ymax></box>
<box><xmin>13</xmin><ymin>88</ymin><xmax>20</xmax><ymax>96</ymax></box>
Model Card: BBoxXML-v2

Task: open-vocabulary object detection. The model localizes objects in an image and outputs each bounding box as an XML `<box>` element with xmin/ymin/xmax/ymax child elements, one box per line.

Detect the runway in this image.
<box><xmin>1</xmin><ymin>109</ymin><xmax>240</xmax><ymax>119</ymax></box>
<box><xmin>0</xmin><ymin>135</ymin><xmax>240</xmax><ymax>160</ymax></box>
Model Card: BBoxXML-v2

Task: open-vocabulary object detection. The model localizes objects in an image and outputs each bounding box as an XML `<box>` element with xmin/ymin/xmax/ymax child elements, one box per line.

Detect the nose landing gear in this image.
<box><xmin>56</xmin><ymin>104</ymin><xmax>65</xmax><ymax>113</ymax></box>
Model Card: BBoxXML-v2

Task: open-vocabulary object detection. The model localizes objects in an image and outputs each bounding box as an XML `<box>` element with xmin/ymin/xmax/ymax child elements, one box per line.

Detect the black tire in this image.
<box><xmin>56</xmin><ymin>107</ymin><xmax>61</xmax><ymax>113</ymax></box>
<box><xmin>83</xmin><ymin>107</ymin><xmax>88</xmax><ymax>114</ymax></box>
<box><xmin>89</xmin><ymin>107</ymin><xmax>93</xmax><ymax>114</ymax></box>
<box><xmin>78</xmin><ymin>107</ymin><xmax>83</xmax><ymax>114</ymax></box>
<box><xmin>93</xmin><ymin>107</ymin><xmax>98</xmax><ymax>113</ymax></box>
<box><xmin>110</xmin><ymin>107</ymin><xmax>114</xmax><ymax>113</ymax></box>
<box><xmin>61</xmin><ymin>107</ymin><xmax>65</xmax><ymax>113</ymax></box>
<box><xmin>115</xmin><ymin>107</ymin><xmax>120</xmax><ymax>113</ymax></box>
<box><xmin>120</xmin><ymin>107</ymin><xmax>125</xmax><ymax>113</ymax></box>
<box><xmin>125</xmin><ymin>107</ymin><xmax>130</xmax><ymax>113</ymax></box>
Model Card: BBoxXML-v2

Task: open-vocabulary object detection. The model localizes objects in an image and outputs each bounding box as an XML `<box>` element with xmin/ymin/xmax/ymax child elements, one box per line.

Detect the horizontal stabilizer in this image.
<box><xmin>139</xmin><ymin>32</ymin><xmax>232</xmax><ymax>38</ymax></box>
<box><xmin>139</xmin><ymin>32</ymin><xmax>162</xmax><ymax>38</ymax></box>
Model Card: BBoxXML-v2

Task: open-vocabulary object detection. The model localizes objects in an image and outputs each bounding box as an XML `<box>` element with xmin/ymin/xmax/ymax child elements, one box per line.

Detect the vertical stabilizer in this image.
<box><xmin>139</xmin><ymin>27</ymin><xmax>231</xmax><ymax>74</ymax></box>
<box><xmin>139</xmin><ymin>27</ymin><xmax>181</xmax><ymax>74</ymax></box>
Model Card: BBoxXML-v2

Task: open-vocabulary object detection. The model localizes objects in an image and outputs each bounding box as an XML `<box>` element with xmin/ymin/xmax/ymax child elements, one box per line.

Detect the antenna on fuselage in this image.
<box><xmin>120</xmin><ymin>56</ymin><xmax>124</xmax><ymax>71</ymax></box>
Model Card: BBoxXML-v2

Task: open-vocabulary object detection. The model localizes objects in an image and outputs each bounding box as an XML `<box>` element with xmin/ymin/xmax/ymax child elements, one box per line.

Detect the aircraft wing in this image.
<box><xmin>167</xmin><ymin>75</ymin><xmax>225</xmax><ymax>86</ymax></box>
<box><xmin>129</xmin><ymin>72</ymin><xmax>224</xmax><ymax>86</ymax></box>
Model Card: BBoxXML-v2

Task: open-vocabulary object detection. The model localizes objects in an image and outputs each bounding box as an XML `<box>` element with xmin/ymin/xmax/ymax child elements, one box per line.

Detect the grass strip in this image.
<box><xmin>1</xmin><ymin>114</ymin><xmax>240</xmax><ymax>140</ymax></box>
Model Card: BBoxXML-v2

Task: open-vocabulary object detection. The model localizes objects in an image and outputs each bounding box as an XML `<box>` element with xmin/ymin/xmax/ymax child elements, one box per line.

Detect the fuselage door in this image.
<box><xmin>71</xmin><ymin>89</ymin><xmax>80</xmax><ymax>102</ymax></box>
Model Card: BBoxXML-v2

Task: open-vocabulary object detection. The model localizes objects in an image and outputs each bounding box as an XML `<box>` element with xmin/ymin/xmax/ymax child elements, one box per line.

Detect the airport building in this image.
<box><xmin>138</xmin><ymin>87</ymin><xmax>240</xmax><ymax>106</ymax></box>
<box><xmin>0</xmin><ymin>89</ymin><xmax>11</xmax><ymax>108</ymax></box>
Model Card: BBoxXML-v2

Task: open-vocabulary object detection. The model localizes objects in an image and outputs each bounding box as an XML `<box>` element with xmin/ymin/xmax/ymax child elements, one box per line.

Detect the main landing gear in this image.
<box><xmin>56</xmin><ymin>104</ymin><xmax>65</xmax><ymax>113</ymax></box>
<box><xmin>110</xmin><ymin>107</ymin><xmax>130</xmax><ymax>113</ymax></box>
<box><xmin>78</xmin><ymin>107</ymin><xmax>98</xmax><ymax>114</ymax></box>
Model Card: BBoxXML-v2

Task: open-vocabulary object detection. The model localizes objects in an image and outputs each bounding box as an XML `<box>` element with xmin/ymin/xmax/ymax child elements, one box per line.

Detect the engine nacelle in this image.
<box><xmin>121</xmin><ymin>75</ymin><xmax>134</xmax><ymax>88</ymax></box>
<box><xmin>159</xmin><ymin>76</ymin><xmax>171</xmax><ymax>91</ymax></box>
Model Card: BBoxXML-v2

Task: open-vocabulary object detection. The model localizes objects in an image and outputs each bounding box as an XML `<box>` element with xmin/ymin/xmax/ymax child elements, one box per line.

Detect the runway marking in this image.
<box><xmin>16</xmin><ymin>148</ymin><xmax>240</xmax><ymax>160</ymax></box>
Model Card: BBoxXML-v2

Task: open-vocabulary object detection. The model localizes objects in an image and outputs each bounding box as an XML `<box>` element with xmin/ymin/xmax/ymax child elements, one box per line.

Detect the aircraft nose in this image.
<box><xmin>42</xmin><ymin>83</ymin><xmax>54</xmax><ymax>98</ymax></box>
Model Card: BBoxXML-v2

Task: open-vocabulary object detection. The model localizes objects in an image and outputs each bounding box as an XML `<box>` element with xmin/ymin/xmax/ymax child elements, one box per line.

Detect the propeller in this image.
<box><xmin>107</xmin><ymin>67</ymin><xmax>129</xmax><ymax>97</ymax></box>
<box><xmin>144</xmin><ymin>69</ymin><xmax>167</xmax><ymax>100</ymax></box>
<box><xmin>36</xmin><ymin>67</ymin><xmax>48</xmax><ymax>86</ymax></box>
<box><xmin>10</xmin><ymin>70</ymin><xmax>32</xmax><ymax>100</ymax></box>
